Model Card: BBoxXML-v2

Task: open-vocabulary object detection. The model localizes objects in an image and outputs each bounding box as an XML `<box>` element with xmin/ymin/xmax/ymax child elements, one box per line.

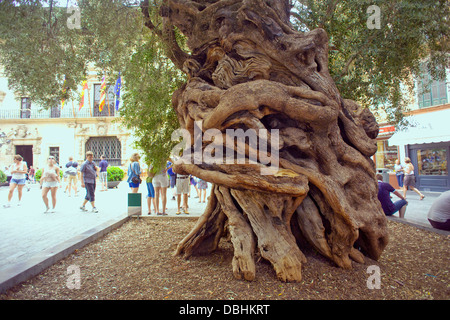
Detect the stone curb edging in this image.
<box><xmin>0</xmin><ymin>215</ymin><xmax>130</xmax><ymax>294</ymax></box>
<box><xmin>387</xmin><ymin>216</ymin><xmax>450</xmax><ymax>236</ymax></box>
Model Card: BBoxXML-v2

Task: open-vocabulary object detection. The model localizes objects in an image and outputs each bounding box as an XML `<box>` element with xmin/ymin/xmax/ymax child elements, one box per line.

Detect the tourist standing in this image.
<box><xmin>40</xmin><ymin>156</ymin><xmax>61</xmax><ymax>213</ymax></box>
<box><xmin>176</xmin><ymin>174</ymin><xmax>190</xmax><ymax>214</ymax></box>
<box><xmin>152</xmin><ymin>163</ymin><xmax>169</xmax><ymax>215</ymax></box>
<box><xmin>197</xmin><ymin>178</ymin><xmax>208</xmax><ymax>203</ymax></box>
<box><xmin>80</xmin><ymin>151</ymin><xmax>99</xmax><ymax>213</ymax></box>
<box><xmin>4</xmin><ymin>155</ymin><xmax>28</xmax><ymax>207</ymax></box>
<box><xmin>146</xmin><ymin>165</ymin><xmax>157</xmax><ymax>215</ymax></box>
<box><xmin>394</xmin><ymin>159</ymin><xmax>404</xmax><ymax>189</ymax></box>
<box><xmin>99</xmin><ymin>155</ymin><xmax>109</xmax><ymax>191</ymax></box>
<box><xmin>64</xmin><ymin>157</ymin><xmax>79</xmax><ymax>197</ymax></box>
<box><xmin>127</xmin><ymin>153</ymin><xmax>141</xmax><ymax>193</ymax></box>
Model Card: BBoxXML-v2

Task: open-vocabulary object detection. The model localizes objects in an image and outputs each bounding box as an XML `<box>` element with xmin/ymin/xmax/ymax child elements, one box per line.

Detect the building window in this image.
<box><xmin>376</xmin><ymin>140</ymin><xmax>399</xmax><ymax>171</ymax></box>
<box><xmin>417</xmin><ymin>69</ymin><xmax>448</xmax><ymax>108</ymax></box>
<box><xmin>417</xmin><ymin>148</ymin><xmax>448</xmax><ymax>176</ymax></box>
<box><xmin>85</xmin><ymin>136</ymin><xmax>121</xmax><ymax>166</ymax></box>
<box><xmin>49</xmin><ymin>147</ymin><xmax>60</xmax><ymax>164</ymax></box>
<box><xmin>20</xmin><ymin>97</ymin><xmax>31</xmax><ymax>118</ymax></box>
<box><xmin>50</xmin><ymin>105</ymin><xmax>61</xmax><ymax>118</ymax></box>
<box><xmin>93</xmin><ymin>84</ymin><xmax>115</xmax><ymax>117</ymax></box>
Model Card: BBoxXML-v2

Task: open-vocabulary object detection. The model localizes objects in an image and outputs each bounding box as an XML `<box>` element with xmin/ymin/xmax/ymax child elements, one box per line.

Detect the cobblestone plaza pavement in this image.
<box><xmin>0</xmin><ymin>181</ymin><xmax>206</xmax><ymax>270</ymax></box>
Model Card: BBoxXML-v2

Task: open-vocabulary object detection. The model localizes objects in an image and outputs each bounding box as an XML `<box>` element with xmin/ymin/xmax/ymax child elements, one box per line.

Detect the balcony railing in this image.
<box><xmin>0</xmin><ymin>107</ymin><xmax>119</xmax><ymax>120</ymax></box>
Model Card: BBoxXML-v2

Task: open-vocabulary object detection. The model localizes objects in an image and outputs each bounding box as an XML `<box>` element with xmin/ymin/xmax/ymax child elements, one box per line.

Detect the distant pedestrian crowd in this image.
<box><xmin>126</xmin><ymin>153</ymin><xmax>208</xmax><ymax>216</ymax></box>
<box><xmin>2</xmin><ymin>153</ymin><xmax>447</xmax><ymax>231</ymax></box>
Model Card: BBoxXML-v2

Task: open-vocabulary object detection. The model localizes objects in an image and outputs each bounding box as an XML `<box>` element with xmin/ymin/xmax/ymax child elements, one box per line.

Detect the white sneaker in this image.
<box><xmin>92</xmin><ymin>207</ymin><xmax>98</xmax><ymax>213</ymax></box>
<box><xmin>44</xmin><ymin>207</ymin><xmax>50</xmax><ymax>213</ymax></box>
<box><xmin>3</xmin><ymin>203</ymin><xmax>11</xmax><ymax>208</ymax></box>
<box><xmin>17</xmin><ymin>202</ymin><xmax>21</xmax><ymax>206</ymax></box>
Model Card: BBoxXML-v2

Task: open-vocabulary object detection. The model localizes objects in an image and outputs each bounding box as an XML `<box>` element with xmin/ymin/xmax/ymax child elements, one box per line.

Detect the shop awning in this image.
<box><xmin>389</xmin><ymin>108</ymin><xmax>450</xmax><ymax>146</ymax></box>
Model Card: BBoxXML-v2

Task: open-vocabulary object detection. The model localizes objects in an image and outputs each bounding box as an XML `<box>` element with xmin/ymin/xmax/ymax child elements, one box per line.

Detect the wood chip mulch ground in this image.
<box><xmin>1</xmin><ymin>217</ymin><xmax>449</xmax><ymax>300</ymax></box>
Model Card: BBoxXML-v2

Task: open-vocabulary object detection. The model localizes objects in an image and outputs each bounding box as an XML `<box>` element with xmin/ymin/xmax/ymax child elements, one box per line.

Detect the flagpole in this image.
<box><xmin>72</xmin><ymin>100</ymin><xmax>75</xmax><ymax>118</ymax></box>
<box><xmin>87</xmin><ymin>83</ymin><xmax>92</xmax><ymax>117</ymax></box>
<box><xmin>107</xmin><ymin>86</ymin><xmax>111</xmax><ymax>117</ymax></box>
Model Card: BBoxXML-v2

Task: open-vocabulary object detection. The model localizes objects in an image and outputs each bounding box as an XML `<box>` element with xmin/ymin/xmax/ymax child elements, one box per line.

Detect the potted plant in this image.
<box><xmin>107</xmin><ymin>166</ymin><xmax>125</xmax><ymax>189</ymax></box>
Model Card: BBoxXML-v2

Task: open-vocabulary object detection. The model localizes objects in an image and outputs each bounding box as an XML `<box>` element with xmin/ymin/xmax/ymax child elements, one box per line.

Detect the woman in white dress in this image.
<box><xmin>40</xmin><ymin>156</ymin><xmax>61</xmax><ymax>213</ymax></box>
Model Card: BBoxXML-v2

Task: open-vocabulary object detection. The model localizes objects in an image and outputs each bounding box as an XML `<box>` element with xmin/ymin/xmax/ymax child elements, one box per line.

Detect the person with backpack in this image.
<box><xmin>64</xmin><ymin>156</ymin><xmax>79</xmax><ymax>197</ymax></box>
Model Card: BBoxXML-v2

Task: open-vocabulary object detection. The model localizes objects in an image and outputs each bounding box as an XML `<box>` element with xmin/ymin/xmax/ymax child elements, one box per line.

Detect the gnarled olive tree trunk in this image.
<box><xmin>143</xmin><ymin>0</ymin><xmax>388</xmax><ymax>282</ymax></box>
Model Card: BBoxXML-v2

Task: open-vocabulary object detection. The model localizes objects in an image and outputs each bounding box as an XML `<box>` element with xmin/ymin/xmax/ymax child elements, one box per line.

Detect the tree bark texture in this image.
<box><xmin>153</xmin><ymin>0</ymin><xmax>388</xmax><ymax>282</ymax></box>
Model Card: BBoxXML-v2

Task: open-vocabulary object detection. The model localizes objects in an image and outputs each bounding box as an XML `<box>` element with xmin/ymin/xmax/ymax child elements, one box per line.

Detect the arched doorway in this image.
<box><xmin>85</xmin><ymin>136</ymin><xmax>122</xmax><ymax>166</ymax></box>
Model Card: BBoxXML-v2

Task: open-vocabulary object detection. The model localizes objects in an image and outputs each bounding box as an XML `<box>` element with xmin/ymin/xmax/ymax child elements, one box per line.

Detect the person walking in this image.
<box><xmin>127</xmin><ymin>153</ymin><xmax>141</xmax><ymax>193</ymax></box>
<box><xmin>403</xmin><ymin>157</ymin><xmax>425</xmax><ymax>200</ymax></box>
<box><xmin>4</xmin><ymin>155</ymin><xmax>28</xmax><ymax>208</ymax></box>
<box><xmin>98</xmin><ymin>155</ymin><xmax>109</xmax><ymax>191</ymax></box>
<box><xmin>40</xmin><ymin>156</ymin><xmax>61</xmax><ymax>213</ymax></box>
<box><xmin>80</xmin><ymin>151</ymin><xmax>99</xmax><ymax>213</ymax></box>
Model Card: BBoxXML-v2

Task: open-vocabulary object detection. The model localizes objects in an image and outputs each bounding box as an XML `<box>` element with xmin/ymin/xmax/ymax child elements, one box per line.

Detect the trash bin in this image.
<box><xmin>376</xmin><ymin>168</ymin><xmax>390</xmax><ymax>183</ymax></box>
<box><xmin>128</xmin><ymin>193</ymin><xmax>142</xmax><ymax>216</ymax></box>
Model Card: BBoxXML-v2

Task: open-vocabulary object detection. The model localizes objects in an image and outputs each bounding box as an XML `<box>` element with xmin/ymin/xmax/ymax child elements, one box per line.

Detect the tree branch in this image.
<box><xmin>140</xmin><ymin>0</ymin><xmax>189</xmax><ymax>71</ymax></box>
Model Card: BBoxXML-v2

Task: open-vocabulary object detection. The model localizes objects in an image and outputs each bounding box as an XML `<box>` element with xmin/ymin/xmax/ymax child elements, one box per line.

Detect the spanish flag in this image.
<box><xmin>79</xmin><ymin>81</ymin><xmax>88</xmax><ymax>111</ymax></box>
<box><xmin>99</xmin><ymin>75</ymin><xmax>106</xmax><ymax>112</ymax></box>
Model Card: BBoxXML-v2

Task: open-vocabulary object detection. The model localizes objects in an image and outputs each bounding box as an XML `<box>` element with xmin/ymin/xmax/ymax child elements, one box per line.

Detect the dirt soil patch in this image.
<box><xmin>1</xmin><ymin>217</ymin><xmax>449</xmax><ymax>300</ymax></box>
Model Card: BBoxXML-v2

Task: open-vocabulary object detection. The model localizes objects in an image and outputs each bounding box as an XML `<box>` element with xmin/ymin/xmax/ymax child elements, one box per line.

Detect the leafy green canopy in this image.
<box><xmin>0</xmin><ymin>0</ymin><xmax>448</xmax><ymax>167</ymax></box>
<box><xmin>120</xmin><ymin>31</ymin><xmax>185</xmax><ymax>171</ymax></box>
<box><xmin>0</xmin><ymin>0</ymin><xmax>143</xmax><ymax>106</ymax></box>
<box><xmin>292</xmin><ymin>0</ymin><xmax>449</xmax><ymax>124</ymax></box>
<box><xmin>0</xmin><ymin>0</ymin><xmax>184</xmax><ymax>169</ymax></box>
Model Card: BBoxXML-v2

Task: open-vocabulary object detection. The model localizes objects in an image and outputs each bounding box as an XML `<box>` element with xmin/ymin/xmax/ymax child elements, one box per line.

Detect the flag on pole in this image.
<box><xmin>114</xmin><ymin>72</ymin><xmax>122</xmax><ymax>111</ymax></box>
<box><xmin>79</xmin><ymin>80</ymin><xmax>88</xmax><ymax>111</ymax></box>
<box><xmin>99</xmin><ymin>75</ymin><xmax>106</xmax><ymax>112</ymax></box>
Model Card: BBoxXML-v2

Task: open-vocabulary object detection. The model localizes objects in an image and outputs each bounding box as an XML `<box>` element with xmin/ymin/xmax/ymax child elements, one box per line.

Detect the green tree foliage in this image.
<box><xmin>291</xmin><ymin>0</ymin><xmax>449</xmax><ymax>124</ymax></box>
<box><xmin>119</xmin><ymin>31</ymin><xmax>186</xmax><ymax>172</ymax></box>
<box><xmin>1</xmin><ymin>0</ymin><xmax>448</xmax><ymax>167</ymax></box>
<box><xmin>0</xmin><ymin>0</ymin><xmax>143</xmax><ymax>107</ymax></box>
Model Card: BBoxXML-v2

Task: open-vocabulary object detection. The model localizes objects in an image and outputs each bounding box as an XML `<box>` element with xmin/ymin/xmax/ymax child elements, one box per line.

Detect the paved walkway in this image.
<box><xmin>390</xmin><ymin>189</ymin><xmax>441</xmax><ymax>226</ymax></box>
<box><xmin>0</xmin><ymin>181</ymin><xmax>206</xmax><ymax>271</ymax></box>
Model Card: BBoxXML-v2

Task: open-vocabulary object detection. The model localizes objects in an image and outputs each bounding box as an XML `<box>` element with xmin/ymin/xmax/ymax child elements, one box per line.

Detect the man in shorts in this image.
<box><xmin>80</xmin><ymin>151</ymin><xmax>98</xmax><ymax>213</ymax></box>
<box><xmin>377</xmin><ymin>174</ymin><xmax>408</xmax><ymax>218</ymax></box>
<box><xmin>176</xmin><ymin>174</ymin><xmax>190</xmax><ymax>214</ymax></box>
